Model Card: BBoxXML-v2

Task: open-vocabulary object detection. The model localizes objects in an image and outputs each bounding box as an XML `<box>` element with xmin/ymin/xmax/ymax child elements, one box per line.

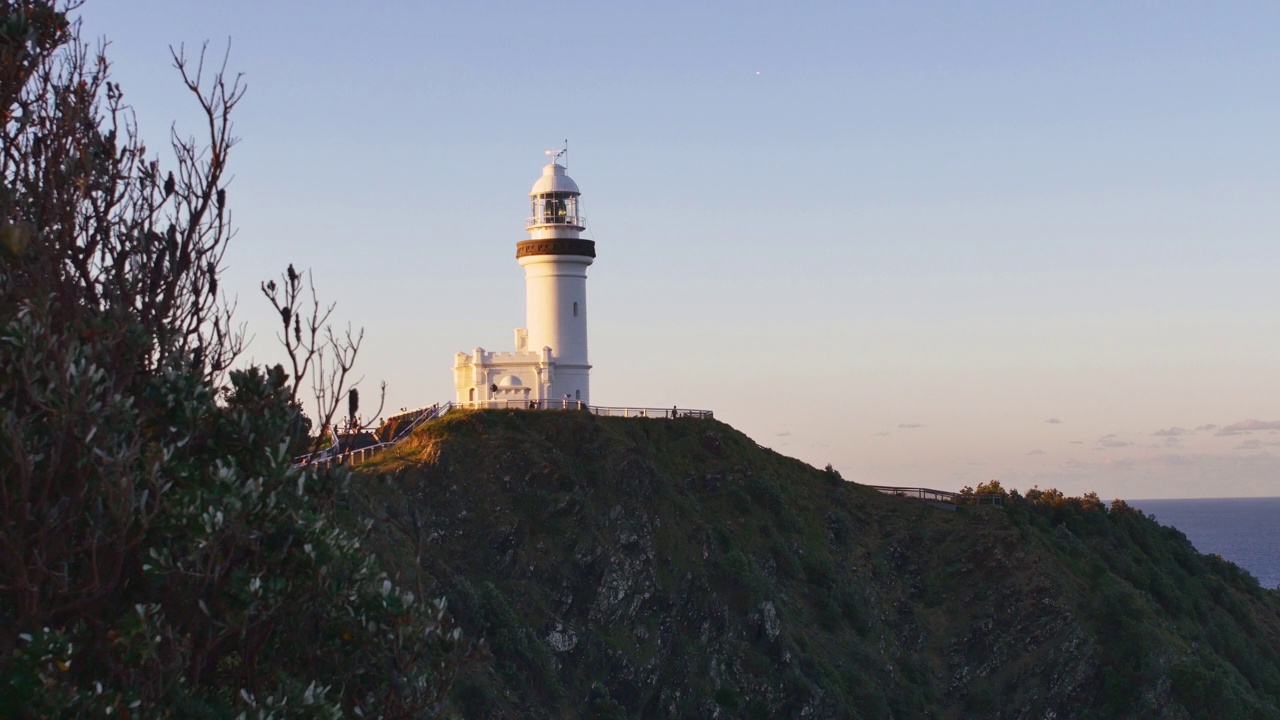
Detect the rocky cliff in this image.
<box><xmin>351</xmin><ymin>410</ymin><xmax>1280</xmax><ymax>719</ymax></box>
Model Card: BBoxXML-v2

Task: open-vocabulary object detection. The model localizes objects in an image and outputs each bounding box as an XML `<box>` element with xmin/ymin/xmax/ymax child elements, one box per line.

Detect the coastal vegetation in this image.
<box><xmin>355</xmin><ymin>409</ymin><xmax>1280</xmax><ymax>718</ymax></box>
<box><xmin>0</xmin><ymin>3</ymin><xmax>469</xmax><ymax>715</ymax></box>
<box><xmin>2</xmin><ymin>3</ymin><xmax>1278</xmax><ymax>719</ymax></box>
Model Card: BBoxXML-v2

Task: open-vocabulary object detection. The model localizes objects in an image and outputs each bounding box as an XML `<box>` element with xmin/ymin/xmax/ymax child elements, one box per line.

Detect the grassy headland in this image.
<box><xmin>353</xmin><ymin>409</ymin><xmax>1280</xmax><ymax>719</ymax></box>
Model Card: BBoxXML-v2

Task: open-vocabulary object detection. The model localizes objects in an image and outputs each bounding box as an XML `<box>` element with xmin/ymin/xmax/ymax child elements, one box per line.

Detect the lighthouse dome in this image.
<box><xmin>530</xmin><ymin>163</ymin><xmax>580</xmax><ymax>196</ymax></box>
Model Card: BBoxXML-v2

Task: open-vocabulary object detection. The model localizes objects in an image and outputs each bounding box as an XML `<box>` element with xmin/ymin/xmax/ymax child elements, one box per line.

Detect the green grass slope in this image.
<box><xmin>350</xmin><ymin>410</ymin><xmax>1280</xmax><ymax>719</ymax></box>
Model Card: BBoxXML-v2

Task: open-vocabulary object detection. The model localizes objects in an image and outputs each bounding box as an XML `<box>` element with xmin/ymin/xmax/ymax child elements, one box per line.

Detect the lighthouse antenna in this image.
<box><xmin>545</xmin><ymin>141</ymin><xmax>568</xmax><ymax>166</ymax></box>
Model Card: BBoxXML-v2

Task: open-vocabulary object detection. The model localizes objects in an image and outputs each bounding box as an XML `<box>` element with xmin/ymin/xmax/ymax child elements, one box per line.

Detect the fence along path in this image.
<box><xmin>294</xmin><ymin>401</ymin><xmax>714</xmax><ymax>470</ymax></box>
<box><xmin>293</xmin><ymin>402</ymin><xmax>445</xmax><ymax>469</ymax></box>
<box><xmin>867</xmin><ymin>485</ymin><xmax>1004</xmax><ymax>510</ymax></box>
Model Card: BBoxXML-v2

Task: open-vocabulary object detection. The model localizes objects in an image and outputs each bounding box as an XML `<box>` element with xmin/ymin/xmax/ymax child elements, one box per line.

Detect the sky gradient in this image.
<box><xmin>80</xmin><ymin>1</ymin><xmax>1280</xmax><ymax>498</ymax></box>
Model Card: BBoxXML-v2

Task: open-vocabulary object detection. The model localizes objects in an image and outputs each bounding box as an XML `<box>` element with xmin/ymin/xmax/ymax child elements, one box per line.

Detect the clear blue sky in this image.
<box><xmin>82</xmin><ymin>1</ymin><xmax>1280</xmax><ymax>498</ymax></box>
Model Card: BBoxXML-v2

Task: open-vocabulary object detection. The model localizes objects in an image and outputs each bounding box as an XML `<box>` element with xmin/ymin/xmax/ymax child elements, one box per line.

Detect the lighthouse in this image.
<box><xmin>519</xmin><ymin>153</ymin><xmax>595</xmax><ymax>403</ymax></box>
<box><xmin>453</xmin><ymin>149</ymin><xmax>596</xmax><ymax>407</ymax></box>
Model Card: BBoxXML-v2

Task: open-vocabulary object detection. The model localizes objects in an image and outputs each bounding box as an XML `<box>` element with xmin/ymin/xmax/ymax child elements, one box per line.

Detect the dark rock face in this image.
<box><xmin>354</xmin><ymin>411</ymin><xmax>1280</xmax><ymax>719</ymax></box>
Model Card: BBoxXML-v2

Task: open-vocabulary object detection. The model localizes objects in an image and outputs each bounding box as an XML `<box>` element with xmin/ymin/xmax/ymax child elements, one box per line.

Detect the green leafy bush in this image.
<box><xmin>0</xmin><ymin>2</ymin><xmax>471</xmax><ymax>716</ymax></box>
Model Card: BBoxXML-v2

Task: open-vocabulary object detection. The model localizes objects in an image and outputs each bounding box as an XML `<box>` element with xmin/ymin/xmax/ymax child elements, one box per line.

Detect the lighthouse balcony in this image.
<box><xmin>525</xmin><ymin>214</ymin><xmax>585</xmax><ymax>229</ymax></box>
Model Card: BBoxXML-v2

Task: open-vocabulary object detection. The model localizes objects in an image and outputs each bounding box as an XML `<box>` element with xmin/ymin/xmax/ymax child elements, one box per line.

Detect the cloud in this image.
<box><xmin>1194</xmin><ymin>424</ymin><xmax>1218</xmax><ymax>432</ymax></box>
<box><xmin>775</xmin><ymin>431</ymin><xmax>791</xmax><ymax>437</ymax></box>
<box><xmin>1008</xmin><ymin>451</ymin><xmax>1280</xmax><ymax>500</ymax></box>
<box><xmin>1028</xmin><ymin>449</ymin><xmax>1046</xmax><ymax>455</ymax></box>
<box><xmin>1066</xmin><ymin>452</ymin><xmax>1219</xmax><ymax>471</ymax></box>
<box><xmin>898</xmin><ymin>423</ymin><xmax>924</xmax><ymax>429</ymax></box>
<box><xmin>1152</xmin><ymin>427</ymin><xmax>1186</xmax><ymax>437</ymax></box>
<box><xmin>872</xmin><ymin>431</ymin><xmax>890</xmax><ymax>437</ymax></box>
<box><xmin>1045</xmin><ymin>418</ymin><xmax>1063</xmax><ymax>425</ymax></box>
<box><xmin>1097</xmin><ymin>435</ymin><xmax>1133</xmax><ymax>448</ymax></box>
<box><xmin>1069</xmin><ymin>440</ymin><xmax>1084</xmax><ymax>445</ymax></box>
<box><xmin>1236</xmin><ymin>439</ymin><xmax>1263</xmax><ymax>450</ymax></box>
<box><xmin>966</xmin><ymin>462</ymin><xmax>987</xmax><ymax>466</ymax></box>
<box><xmin>1217</xmin><ymin>419</ymin><xmax>1280</xmax><ymax>436</ymax></box>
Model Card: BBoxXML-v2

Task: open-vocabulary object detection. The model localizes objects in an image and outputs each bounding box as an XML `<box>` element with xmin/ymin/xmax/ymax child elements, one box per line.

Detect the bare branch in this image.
<box><xmin>262</xmin><ymin>266</ymin><xmax>384</xmax><ymax>448</ymax></box>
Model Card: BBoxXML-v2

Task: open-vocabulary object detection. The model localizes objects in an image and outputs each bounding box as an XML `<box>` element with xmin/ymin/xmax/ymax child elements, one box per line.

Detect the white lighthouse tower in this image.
<box><xmin>452</xmin><ymin>149</ymin><xmax>596</xmax><ymax>407</ymax></box>
<box><xmin>519</xmin><ymin>150</ymin><xmax>594</xmax><ymax>404</ymax></box>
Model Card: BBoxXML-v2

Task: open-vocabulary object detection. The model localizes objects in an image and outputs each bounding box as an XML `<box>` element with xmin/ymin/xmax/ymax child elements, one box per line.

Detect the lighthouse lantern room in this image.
<box><xmin>453</xmin><ymin>149</ymin><xmax>596</xmax><ymax>408</ymax></box>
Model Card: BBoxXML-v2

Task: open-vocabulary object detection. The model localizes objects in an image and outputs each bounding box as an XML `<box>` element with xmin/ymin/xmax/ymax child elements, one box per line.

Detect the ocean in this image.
<box><xmin>1130</xmin><ymin>497</ymin><xmax>1280</xmax><ymax>591</ymax></box>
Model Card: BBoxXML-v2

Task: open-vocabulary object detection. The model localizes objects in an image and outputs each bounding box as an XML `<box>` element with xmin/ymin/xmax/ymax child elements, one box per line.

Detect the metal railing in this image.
<box><xmin>292</xmin><ymin>427</ymin><xmax>341</xmax><ymax>467</ymax></box>
<box><xmin>295</xmin><ymin>404</ymin><xmax>448</xmax><ymax>470</ymax></box>
<box><xmin>383</xmin><ymin>403</ymin><xmax>443</xmax><ymax>444</ymax></box>
<box><xmin>294</xmin><ymin>400</ymin><xmax>713</xmax><ymax>470</ymax></box>
<box><xmin>587</xmin><ymin>405</ymin><xmax>712</xmax><ymax>419</ymax></box>
<box><xmin>867</xmin><ymin>485</ymin><xmax>1004</xmax><ymax>508</ymax></box>
<box><xmin>451</xmin><ymin>398</ymin><xmax>711</xmax><ymax>419</ymax></box>
<box><xmin>525</xmin><ymin>215</ymin><xmax>585</xmax><ymax>228</ymax></box>
<box><xmin>454</xmin><ymin>398</ymin><xmax>582</xmax><ymax>411</ymax></box>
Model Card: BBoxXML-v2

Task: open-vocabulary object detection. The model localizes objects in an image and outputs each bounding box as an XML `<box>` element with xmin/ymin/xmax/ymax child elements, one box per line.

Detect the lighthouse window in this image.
<box><xmin>534</xmin><ymin>194</ymin><xmax>577</xmax><ymax>225</ymax></box>
<box><xmin>573</xmin><ymin>301</ymin><xmax>578</xmax><ymax>317</ymax></box>
<box><xmin>544</xmin><ymin>196</ymin><xmax>566</xmax><ymax>223</ymax></box>
<box><xmin>575</xmin><ymin>390</ymin><xmax>580</xmax><ymax>400</ymax></box>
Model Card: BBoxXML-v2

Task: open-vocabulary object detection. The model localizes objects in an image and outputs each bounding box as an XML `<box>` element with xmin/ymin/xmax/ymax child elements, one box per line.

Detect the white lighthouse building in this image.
<box><xmin>453</xmin><ymin>151</ymin><xmax>596</xmax><ymax>408</ymax></box>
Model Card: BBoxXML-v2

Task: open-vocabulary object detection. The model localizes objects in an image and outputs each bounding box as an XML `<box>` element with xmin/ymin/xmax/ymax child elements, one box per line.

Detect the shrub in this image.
<box><xmin>0</xmin><ymin>3</ymin><xmax>472</xmax><ymax>715</ymax></box>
